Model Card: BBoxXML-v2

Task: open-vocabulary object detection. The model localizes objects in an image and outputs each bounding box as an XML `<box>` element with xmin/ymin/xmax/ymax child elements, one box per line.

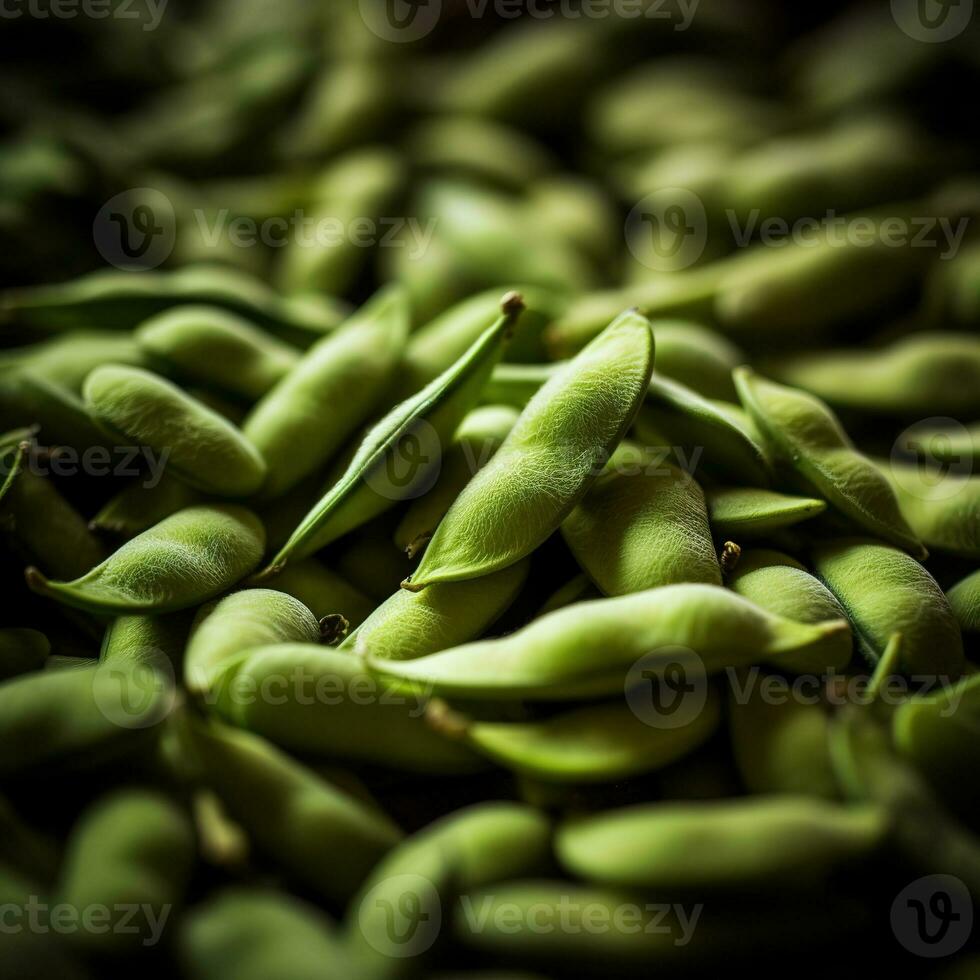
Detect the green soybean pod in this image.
<box><xmin>876</xmin><ymin>460</ymin><xmax>980</xmax><ymax>560</ymax></box>
<box><xmin>0</xmin><ymin>628</ymin><xmax>50</xmax><ymax>681</ymax></box>
<box><xmin>728</xmin><ymin>668</ymin><xmax>839</xmax><ymax>799</ymax></box>
<box><xmin>428</xmin><ymin>687</ymin><xmax>721</xmax><ymax>783</ymax></box>
<box><xmin>209</xmin><ymin>644</ymin><xmax>484</xmax><ymax>773</ymax></box>
<box><xmin>769</xmin><ymin>333</ymin><xmax>980</xmax><ymax>419</ymax></box>
<box><xmin>258</xmin><ymin>295</ymin><xmax>524</xmax><ymax>575</ymax></box>
<box><xmin>649</xmin><ymin>320</ymin><xmax>744</xmax><ymax>401</ymax></box>
<box><xmin>706</xmin><ymin>486</ymin><xmax>827</xmax><ymax>539</ymax></box>
<box><xmin>99</xmin><ymin>612</ymin><xmax>190</xmax><ymax>669</ymax></box>
<box><xmin>271</xmin><ymin>559</ymin><xmax>376</xmax><ymax>627</ymax></box>
<box><xmin>89</xmin><ymin>474</ymin><xmax>200</xmax><ymax>541</ymax></box>
<box><xmin>242</xmin><ymin>285</ymin><xmax>408</xmax><ymax>500</ymax></box>
<box><xmin>26</xmin><ymin>504</ymin><xmax>265</xmax><ymax>615</ymax></box>
<box><xmin>556</xmin><ymin>796</ymin><xmax>885</xmax><ymax>892</ymax></box>
<box><xmin>404</xmin><ymin>310</ymin><xmax>655</xmax><ymax>590</ymax></box>
<box><xmin>179</xmin><ymin>888</ymin><xmax>350</xmax><ymax>980</ymax></box>
<box><xmin>812</xmin><ymin>538</ymin><xmax>964</xmax><ymax>678</ymax></box>
<box><xmin>948</xmin><ymin>570</ymin><xmax>980</xmax><ymax>633</ymax></box>
<box><xmin>185</xmin><ymin>589</ymin><xmax>321</xmax><ymax>695</ymax></box>
<box><xmin>480</xmin><ymin>361</ymin><xmax>554</xmax><ymax>409</ymax></box>
<box><xmin>369</xmin><ymin>585</ymin><xmax>849</xmax><ymax>701</ymax></box>
<box><xmin>136</xmin><ymin>305</ymin><xmax>301</xmax><ymax>402</ymax></box>
<box><xmin>893</xmin><ymin>673</ymin><xmax>980</xmax><ymax>818</ymax></box>
<box><xmin>395</xmin><ymin>404</ymin><xmax>520</xmax><ymax>558</ymax></box>
<box><xmin>343</xmin><ymin>559</ymin><xmax>530</xmax><ymax>662</ymax></box>
<box><xmin>347</xmin><ymin>802</ymin><xmax>552</xmax><ymax>976</ymax></box>
<box><xmin>561</xmin><ymin>443</ymin><xmax>721</xmax><ymax>595</ymax></box>
<box><xmin>907</xmin><ymin>421</ymin><xmax>980</xmax><ymax>469</ymax></box>
<box><xmin>83</xmin><ymin>364</ymin><xmax>266</xmax><ymax>498</ymax></box>
<box><xmin>735</xmin><ymin>367</ymin><xmax>926</xmax><ymax>557</ymax></box>
<box><xmin>727</xmin><ymin>549</ymin><xmax>853</xmax><ymax>673</ymax></box>
<box><xmin>184</xmin><ymin>718</ymin><xmax>401</xmax><ymax>907</ymax></box>
<box><xmin>56</xmin><ymin>789</ymin><xmax>195</xmax><ymax>954</ymax></box>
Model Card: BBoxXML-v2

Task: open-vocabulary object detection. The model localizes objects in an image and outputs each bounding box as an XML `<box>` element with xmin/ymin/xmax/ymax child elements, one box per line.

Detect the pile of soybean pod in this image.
<box><xmin>1</xmin><ymin>2</ymin><xmax>979</xmax><ymax>977</ymax></box>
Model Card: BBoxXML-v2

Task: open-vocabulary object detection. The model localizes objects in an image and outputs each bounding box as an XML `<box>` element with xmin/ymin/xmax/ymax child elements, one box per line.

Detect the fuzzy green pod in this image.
<box><xmin>370</xmin><ymin>584</ymin><xmax>849</xmax><ymax>701</ymax></box>
<box><xmin>555</xmin><ymin>796</ymin><xmax>885</xmax><ymax>891</ymax></box>
<box><xmin>561</xmin><ymin>443</ymin><xmax>721</xmax><ymax>595</ymax></box>
<box><xmin>183</xmin><ymin>718</ymin><xmax>401</xmax><ymax>907</ymax></box>
<box><xmin>26</xmin><ymin>504</ymin><xmax>265</xmax><ymax>615</ymax></box>
<box><xmin>706</xmin><ymin>486</ymin><xmax>827</xmax><ymax>538</ymax></box>
<box><xmin>405</xmin><ymin>310</ymin><xmax>655</xmax><ymax>590</ymax></box>
<box><xmin>0</xmin><ymin>628</ymin><xmax>50</xmax><ymax>681</ymax></box>
<box><xmin>948</xmin><ymin>570</ymin><xmax>980</xmax><ymax>634</ymax></box>
<box><xmin>344</xmin><ymin>559</ymin><xmax>530</xmax><ymax>662</ymax></box>
<box><xmin>259</xmin><ymin>294</ymin><xmax>524</xmax><ymax>574</ymax></box>
<box><xmin>735</xmin><ymin>367</ymin><xmax>925</xmax><ymax>557</ymax></box>
<box><xmin>242</xmin><ymin>286</ymin><xmax>408</xmax><ymax>500</ymax></box>
<box><xmin>84</xmin><ymin>365</ymin><xmax>267</xmax><ymax>497</ymax></box>
<box><xmin>136</xmin><ymin>305</ymin><xmax>300</xmax><ymax>402</ymax></box>
<box><xmin>812</xmin><ymin>538</ymin><xmax>964</xmax><ymax>678</ymax></box>
<box><xmin>185</xmin><ymin>589</ymin><xmax>321</xmax><ymax>694</ymax></box>
<box><xmin>56</xmin><ymin>789</ymin><xmax>195</xmax><ymax>954</ymax></box>
<box><xmin>99</xmin><ymin>612</ymin><xmax>190</xmax><ymax>671</ymax></box>
<box><xmin>727</xmin><ymin>549</ymin><xmax>853</xmax><ymax>673</ymax></box>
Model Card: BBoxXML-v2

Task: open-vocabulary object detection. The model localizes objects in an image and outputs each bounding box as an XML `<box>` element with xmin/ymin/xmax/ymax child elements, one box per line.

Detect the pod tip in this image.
<box><xmin>24</xmin><ymin>566</ymin><xmax>48</xmax><ymax>594</ymax></box>
<box><xmin>500</xmin><ymin>291</ymin><xmax>525</xmax><ymax>316</ymax></box>
<box><xmin>400</xmin><ymin>576</ymin><xmax>425</xmax><ymax>593</ymax></box>
<box><xmin>319</xmin><ymin>613</ymin><xmax>350</xmax><ymax>646</ymax></box>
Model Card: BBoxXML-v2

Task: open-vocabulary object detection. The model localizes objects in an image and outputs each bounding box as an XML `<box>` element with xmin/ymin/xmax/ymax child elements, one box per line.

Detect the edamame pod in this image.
<box><xmin>706</xmin><ymin>486</ymin><xmax>827</xmax><ymax>539</ymax></box>
<box><xmin>948</xmin><ymin>569</ymin><xmax>980</xmax><ymax>634</ymax></box>
<box><xmin>183</xmin><ymin>718</ymin><xmax>401</xmax><ymax>907</ymax></box>
<box><xmin>812</xmin><ymin>538</ymin><xmax>964</xmax><ymax>678</ymax></box>
<box><xmin>0</xmin><ymin>628</ymin><xmax>50</xmax><ymax>681</ymax></box>
<box><xmin>0</xmin><ymin>330</ymin><xmax>144</xmax><ymax>391</ymax></box>
<box><xmin>242</xmin><ymin>286</ymin><xmax>408</xmax><ymax>499</ymax></box>
<box><xmin>561</xmin><ymin>443</ymin><xmax>721</xmax><ymax>595</ymax></box>
<box><xmin>649</xmin><ymin>320</ymin><xmax>743</xmax><ymax>401</ymax></box>
<box><xmin>136</xmin><ymin>305</ymin><xmax>300</xmax><ymax>402</ymax></box>
<box><xmin>26</xmin><ymin>504</ymin><xmax>266</xmax><ymax>615</ymax></box>
<box><xmin>84</xmin><ymin>365</ymin><xmax>267</xmax><ymax>497</ymax></box>
<box><xmin>370</xmin><ymin>585</ymin><xmax>849</xmax><ymax>701</ymax></box>
<box><xmin>404</xmin><ymin>310</ymin><xmax>655</xmax><ymax>590</ymax></box>
<box><xmin>344</xmin><ymin>559</ymin><xmax>530</xmax><ymax>662</ymax></box>
<box><xmin>259</xmin><ymin>294</ymin><xmax>523</xmax><ymax>574</ymax></box>
<box><xmin>89</xmin><ymin>474</ymin><xmax>200</xmax><ymax>541</ymax></box>
<box><xmin>555</xmin><ymin>796</ymin><xmax>885</xmax><ymax>890</ymax></box>
<box><xmin>271</xmin><ymin>559</ymin><xmax>376</xmax><ymax>627</ymax></box>
<box><xmin>735</xmin><ymin>367</ymin><xmax>926</xmax><ymax>557</ymax></box>
<box><xmin>99</xmin><ymin>612</ymin><xmax>190</xmax><ymax>670</ymax></box>
<box><xmin>727</xmin><ymin>549</ymin><xmax>853</xmax><ymax>673</ymax></box>
<box><xmin>185</xmin><ymin>589</ymin><xmax>321</xmax><ymax>694</ymax></box>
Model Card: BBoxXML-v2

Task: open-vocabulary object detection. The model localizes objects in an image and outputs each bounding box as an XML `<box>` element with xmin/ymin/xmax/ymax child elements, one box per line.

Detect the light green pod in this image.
<box><xmin>184</xmin><ymin>718</ymin><xmax>401</xmax><ymax>907</ymax></box>
<box><xmin>84</xmin><ymin>365</ymin><xmax>267</xmax><ymax>497</ymax></box>
<box><xmin>649</xmin><ymin>320</ymin><xmax>744</xmax><ymax>401</ymax></box>
<box><xmin>136</xmin><ymin>305</ymin><xmax>300</xmax><ymax>402</ymax></box>
<box><xmin>271</xmin><ymin>559</ymin><xmax>376</xmax><ymax>627</ymax></box>
<box><xmin>395</xmin><ymin>404</ymin><xmax>520</xmax><ymax>558</ymax></box>
<box><xmin>404</xmin><ymin>310</ymin><xmax>655</xmax><ymax>590</ymax></box>
<box><xmin>905</xmin><ymin>421</ymin><xmax>980</xmax><ymax>469</ymax></box>
<box><xmin>179</xmin><ymin>888</ymin><xmax>350</xmax><ymax>980</ymax></box>
<box><xmin>89</xmin><ymin>474</ymin><xmax>200</xmax><ymax>541</ymax></box>
<box><xmin>347</xmin><ymin>802</ymin><xmax>552</xmax><ymax>976</ymax></box>
<box><xmin>728</xmin><ymin>668</ymin><xmax>839</xmax><ymax>799</ymax></box>
<box><xmin>185</xmin><ymin>589</ymin><xmax>321</xmax><ymax>694</ymax></box>
<box><xmin>242</xmin><ymin>286</ymin><xmax>408</xmax><ymax>500</ymax></box>
<box><xmin>876</xmin><ymin>460</ymin><xmax>980</xmax><ymax>559</ymax></box>
<box><xmin>526</xmin><ymin>174</ymin><xmax>619</xmax><ymax>269</ymax></box>
<box><xmin>344</xmin><ymin>559</ymin><xmax>530</xmax><ymax>662</ymax></box>
<box><xmin>209</xmin><ymin>644</ymin><xmax>484</xmax><ymax>773</ymax></box>
<box><xmin>948</xmin><ymin>570</ymin><xmax>980</xmax><ymax>633</ymax></box>
<box><xmin>0</xmin><ymin>628</ymin><xmax>50</xmax><ymax>681</ymax></box>
<box><xmin>258</xmin><ymin>295</ymin><xmax>523</xmax><ymax>575</ymax></box>
<box><xmin>555</xmin><ymin>796</ymin><xmax>885</xmax><ymax>891</ymax></box>
<box><xmin>727</xmin><ymin>549</ymin><xmax>853</xmax><ymax>673</ymax></box>
<box><xmin>638</xmin><ymin>374</ymin><xmax>772</xmax><ymax>487</ymax></box>
<box><xmin>480</xmin><ymin>362</ymin><xmax>553</xmax><ymax>409</ymax></box>
<box><xmin>26</xmin><ymin>504</ymin><xmax>265</xmax><ymax>615</ymax></box>
<box><xmin>99</xmin><ymin>612</ymin><xmax>190</xmax><ymax>670</ymax></box>
<box><xmin>893</xmin><ymin>673</ymin><xmax>980</xmax><ymax>816</ymax></box>
<box><xmin>735</xmin><ymin>367</ymin><xmax>925</xmax><ymax>557</ymax></box>
<box><xmin>770</xmin><ymin>333</ymin><xmax>980</xmax><ymax>419</ymax></box>
<box><xmin>430</xmin><ymin>687</ymin><xmax>721</xmax><ymax>783</ymax></box>
<box><xmin>812</xmin><ymin>538</ymin><xmax>964</xmax><ymax>678</ymax></box>
<box><xmin>369</xmin><ymin>584</ymin><xmax>849</xmax><ymax>701</ymax></box>
<box><xmin>706</xmin><ymin>486</ymin><xmax>827</xmax><ymax>538</ymax></box>
<box><xmin>56</xmin><ymin>789</ymin><xmax>195</xmax><ymax>954</ymax></box>
<box><xmin>561</xmin><ymin>443</ymin><xmax>720</xmax><ymax>595</ymax></box>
